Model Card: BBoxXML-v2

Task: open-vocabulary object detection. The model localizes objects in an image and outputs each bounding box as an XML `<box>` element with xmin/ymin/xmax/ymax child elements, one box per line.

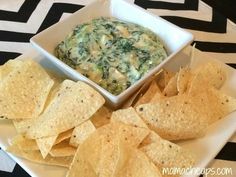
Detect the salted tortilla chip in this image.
<box><xmin>68</xmin><ymin>121</ymin><xmax>149</xmax><ymax>177</ymax></box>
<box><xmin>177</xmin><ymin>66</ymin><xmax>191</xmax><ymax>94</ymax></box>
<box><xmin>66</xmin><ymin>141</ymin><xmax>98</xmax><ymax>177</ymax></box>
<box><xmin>26</xmin><ymin>80</ymin><xmax>105</xmax><ymax>139</ymax></box>
<box><xmin>13</xmin><ymin>118</ymin><xmax>36</xmax><ymax>134</ymax></box>
<box><xmin>192</xmin><ymin>61</ymin><xmax>226</xmax><ymax>89</ymax></box>
<box><xmin>10</xmin><ymin>134</ymin><xmax>38</xmax><ymax>151</ymax></box>
<box><xmin>208</xmin><ymin>88</ymin><xmax>236</xmax><ymax>123</ymax></box>
<box><xmin>134</xmin><ymin>81</ymin><xmax>160</xmax><ymax>107</ymax></box>
<box><xmin>136</xmin><ymin>95</ymin><xmax>208</xmax><ymax>140</ymax></box>
<box><xmin>163</xmin><ymin>72</ymin><xmax>178</xmax><ymax>97</ymax></box>
<box><xmin>117</xmin><ymin>147</ymin><xmax>162</xmax><ymax>177</ymax></box>
<box><xmin>90</xmin><ymin>106</ymin><xmax>112</xmax><ymax>128</ymax></box>
<box><xmin>140</xmin><ymin>131</ymin><xmax>195</xmax><ymax>175</ymax></box>
<box><xmin>98</xmin><ymin>122</ymin><xmax>149</xmax><ymax>148</ymax></box>
<box><xmin>187</xmin><ymin>72</ymin><xmax>236</xmax><ymax>124</ymax></box>
<box><xmin>12</xmin><ymin>78</ymin><xmax>63</xmax><ymax>133</ymax></box>
<box><xmin>88</xmin><ymin>122</ymin><xmax>149</xmax><ymax>171</ymax></box>
<box><xmin>36</xmin><ymin>135</ymin><xmax>57</xmax><ymax>158</ymax></box>
<box><xmin>54</xmin><ymin>128</ymin><xmax>73</xmax><ymax>145</ymax></box>
<box><xmin>50</xmin><ymin>140</ymin><xmax>76</xmax><ymax>157</ymax></box>
<box><xmin>191</xmin><ymin>87</ymin><xmax>236</xmax><ymax>124</ymax></box>
<box><xmin>111</xmin><ymin>107</ymin><xmax>147</xmax><ymax>128</ymax></box>
<box><xmin>0</xmin><ymin>59</ymin><xmax>54</xmax><ymax>119</ymax></box>
<box><xmin>96</xmin><ymin>134</ymin><xmax>123</xmax><ymax>176</ymax></box>
<box><xmin>68</xmin><ymin>126</ymin><xmax>122</xmax><ymax>177</ymax></box>
<box><xmin>69</xmin><ymin>120</ymin><xmax>96</xmax><ymax>147</ymax></box>
<box><xmin>7</xmin><ymin>144</ymin><xmax>72</xmax><ymax>167</ymax></box>
<box><xmin>0</xmin><ymin>59</ymin><xmax>23</xmax><ymax>80</ymax></box>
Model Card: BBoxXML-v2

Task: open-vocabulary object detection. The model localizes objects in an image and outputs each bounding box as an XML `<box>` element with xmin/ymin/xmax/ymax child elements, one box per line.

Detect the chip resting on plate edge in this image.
<box><xmin>0</xmin><ymin>59</ymin><xmax>54</xmax><ymax>119</ymax></box>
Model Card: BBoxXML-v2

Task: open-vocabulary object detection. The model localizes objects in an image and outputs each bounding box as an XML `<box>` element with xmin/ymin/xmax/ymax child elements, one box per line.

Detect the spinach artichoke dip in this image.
<box><xmin>55</xmin><ymin>17</ymin><xmax>167</xmax><ymax>95</ymax></box>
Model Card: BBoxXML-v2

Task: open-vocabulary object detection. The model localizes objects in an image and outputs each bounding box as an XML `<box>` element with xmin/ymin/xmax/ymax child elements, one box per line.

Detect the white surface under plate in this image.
<box><xmin>0</xmin><ymin>47</ymin><xmax>235</xmax><ymax>177</ymax></box>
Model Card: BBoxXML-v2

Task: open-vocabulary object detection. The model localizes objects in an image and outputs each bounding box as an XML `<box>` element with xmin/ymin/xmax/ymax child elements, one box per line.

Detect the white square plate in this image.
<box><xmin>30</xmin><ymin>0</ymin><xmax>193</xmax><ymax>107</ymax></box>
<box><xmin>0</xmin><ymin>47</ymin><xmax>235</xmax><ymax>177</ymax></box>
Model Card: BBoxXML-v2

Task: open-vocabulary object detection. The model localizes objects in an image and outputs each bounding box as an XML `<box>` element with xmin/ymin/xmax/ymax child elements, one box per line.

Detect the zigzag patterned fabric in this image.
<box><xmin>0</xmin><ymin>0</ymin><xmax>236</xmax><ymax>176</ymax></box>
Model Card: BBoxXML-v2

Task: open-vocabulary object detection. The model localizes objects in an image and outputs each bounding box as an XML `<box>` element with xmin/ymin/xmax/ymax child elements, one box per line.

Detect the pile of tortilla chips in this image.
<box><xmin>1</xmin><ymin>57</ymin><xmax>236</xmax><ymax>177</ymax></box>
<box><xmin>67</xmin><ymin>108</ymin><xmax>195</xmax><ymax>177</ymax></box>
<box><xmin>0</xmin><ymin>59</ymin><xmax>105</xmax><ymax>167</ymax></box>
<box><xmin>135</xmin><ymin>59</ymin><xmax>236</xmax><ymax>140</ymax></box>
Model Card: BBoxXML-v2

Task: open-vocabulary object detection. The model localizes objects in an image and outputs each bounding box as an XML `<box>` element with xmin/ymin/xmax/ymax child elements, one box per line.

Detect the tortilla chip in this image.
<box><xmin>36</xmin><ymin>135</ymin><xmax>57</xmax><ymax>158</ymax></box>
<box><xmin>7</xmin><ymin>144</ymin><xmax>72</xmax><ymax>167</ymax></box>
<box><xmin>163</xmin><ymin>72</ymin><xmax>178</xmax><ymax>97</ymax></box>
<box><xmin>127</xmin><ymin>79</ymin><xmax>155</xmax><ymax>108</ymax></box>
<box><xmin>26</xmin><ymin>80</ymin><xmax>105</xmax><ymax>139</ymax></box>
<box><xmin>68</xmin><ymin>126</ymin><xmax>121</xmax><ymax>177</ymax></box>
<box><xmin>111</xmin><ymin>107</ymin><xmax>147</xmax><ymax>128</ymax></box>
<box><xmin>0</xmin><ymin>59</ymin><xmax>23</xmax><ymax>80</ymax></box>
<box><xmin>13</xmin><ymin>118</ymin><xmax>36</xmax><ymax>134</ymax></box>
<box><xmin>156</xmin><ymin>69</ymin><xmax>174</xmax><ymax>91</ymax></box>
<box><xmin>192</xmin><ymin>61</ymin><xmax>226</xmax><ymax>89</ymax></box>
<box><xmin>96</xmin><ymin>134</ymin><xmax>123</xmax><ymax>176</ymax></box>
<box><xmin>134</xmin><ymin>81</ymin><xmax>160</xmax><ymax>107</ymax></box>
<box><xmin>50</xmin><ymin>140</ymin><xmax>76</xmax><ymax>157</ymax></box>
<box><xmin>12</xmin><ymin>82</ymin><xmax>63</xmax><ymax>134</ymax></box>
<box><xmin>139</xmin><ymin>131</ymin><xmax>161</xmax><ymax>148</ymax></box>
<box><xmin>140</xmin><ymin>132</ymin><xmax>195</xmax><ymax>175</ymax></box>
<box><xmin>187</xmin><ymin>74</ymin><xmax>236</xmax><ymax>124</ymax></box>
<box><xmin>86</xmin><ymin>125</ymin><xmax>148</xmax><ymax>176</ymax></box>
<box><xmin>54</xmin><ymin>128</ymin><xmax>73</xmax><ymax>145</ymax></box>
<box><xmin>67</xmin><ymin>121</ymin><xmax>149</xmax><ymax>177</ymax></box>
<box><xmin>117</xmin><ymin>147</ymin><xmax>162</xmax><ymax>177</ymax></box>
<box><xmin>90</xmin><ymin>106</ymin><xmax>112</xmax><ymax>128</ymax></box>
<box><xmin>69</xmin><ymin>120</ymin><xmax>96</xmax><ymax>147</ymax></box>
<box><xmin>110</xmin><ymin>122</ymin><xmax>149</xmax><ymax>147</ymax></box>
<box><xmin>66</xmin><ymin>141</ymin><xmax>98</xmax><ymax>177</ymax></box>
<box><xmin>150</xmin><ymin>85</ymin><xmax>164</xmax><ymax>103</ymax></box>
<box><xmin>197</xmin><ymin>87</ymin><xmax>236</xmax><ymax>124</ymax></box>
<box><xmin>10</xmin><ymin>134</ymin><xmax>38</xmax><ymax>151</ymax></box>
<box><xmin>177</xmin><ymin>66</ymin><xmax>191</xmax><ymax>94</ymax></box>
<box><xmin>0</xmin><ymin>59</ymin><xmax>54</xmax><ymax>119</ymax></box>
<box><xmin>46</xmin><ymin>70</ymin><xmax>64</xmax><ymax>84</ymax></box>
<box><xmin>136</xmin><ymin>95</ymin><xmax>208</xmax><ymax>140</ymax></box>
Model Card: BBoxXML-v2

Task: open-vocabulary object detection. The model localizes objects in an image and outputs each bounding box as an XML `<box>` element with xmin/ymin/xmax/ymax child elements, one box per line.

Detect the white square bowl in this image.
<box><xmin>30</xmin><ymin>0</ymin><xmax>193</xmax><ymax>107</ymax></box>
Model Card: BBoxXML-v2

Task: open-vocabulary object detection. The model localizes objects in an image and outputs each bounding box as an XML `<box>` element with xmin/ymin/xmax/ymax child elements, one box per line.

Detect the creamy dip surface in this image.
<box><xmin>55</xmin><ymin>17</ymin><xmax>167</xmax><ymax>95</ymax></box>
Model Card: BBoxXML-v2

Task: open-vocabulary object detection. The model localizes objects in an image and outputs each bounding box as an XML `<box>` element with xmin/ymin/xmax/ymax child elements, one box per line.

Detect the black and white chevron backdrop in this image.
<box><xmin>0</xmin><ymin>0</ymin><xmax>235</xmax><ymax>177</ymax></box>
